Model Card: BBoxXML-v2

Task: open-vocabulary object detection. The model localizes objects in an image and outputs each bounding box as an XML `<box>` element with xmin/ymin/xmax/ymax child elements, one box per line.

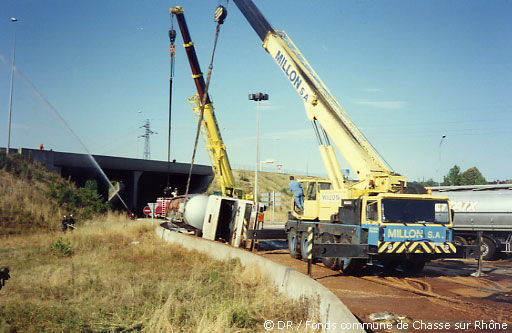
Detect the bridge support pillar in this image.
<box><xmin>131</xmin><ymin>171</ymin><xmax>143</xmax><ymax>212</ymax></box>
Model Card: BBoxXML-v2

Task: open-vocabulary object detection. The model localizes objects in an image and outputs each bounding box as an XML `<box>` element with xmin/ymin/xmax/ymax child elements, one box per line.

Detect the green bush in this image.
<box><xmin>50</xmin><ymin>238</ymin><xmax>72</xmax><ymax>257</ymax></box>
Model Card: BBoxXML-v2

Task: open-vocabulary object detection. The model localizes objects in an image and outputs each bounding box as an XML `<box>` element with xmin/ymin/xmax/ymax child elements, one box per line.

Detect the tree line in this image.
<box><xmin>420</xmin><ymin>165</ymin><xmax>511</xmax><ymax>187</ymax></box>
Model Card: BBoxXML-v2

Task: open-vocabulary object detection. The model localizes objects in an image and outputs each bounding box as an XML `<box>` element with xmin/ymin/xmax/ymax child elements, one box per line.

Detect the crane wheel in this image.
<box><xmin>453</xmin><ymin>235</ymin><xmax>468</xmax><ymax>246</ymax></box>
<box><xmin>401</xmin><ymin>260</ymin><xmax>426</xmax><ymax>274</ymax></box>
<box><xmin>321</xmin><ymin>233</ymin><xmax>339</xmax><ymax>270</ymax></box>
<box><xmin>300</xmin><ymin>231</ymin><xmax>312</xmax><ymax>262</ymax></box>
<box><xmin>338</xmin><ymin>236</ymin><xmax>364</xmax><ymax>275</ymax></box>
<box><xmin>287</xmin><ymin>228</ymin><xmax>301</xmax><ymax>259</ymax></box>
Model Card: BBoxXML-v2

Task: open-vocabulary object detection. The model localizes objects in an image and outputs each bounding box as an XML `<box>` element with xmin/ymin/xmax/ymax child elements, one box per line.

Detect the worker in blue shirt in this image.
<box><xmin>288</xmin><ymin>176</ymin><xmax>304</xmax><ymax>211</ymax></box>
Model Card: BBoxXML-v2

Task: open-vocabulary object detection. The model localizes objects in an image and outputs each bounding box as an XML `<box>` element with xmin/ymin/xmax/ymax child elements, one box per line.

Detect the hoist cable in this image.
<box><xmin>167</xmin><ymin>14</ymin><xmax>177</xmax><ymax>192</ymax></box>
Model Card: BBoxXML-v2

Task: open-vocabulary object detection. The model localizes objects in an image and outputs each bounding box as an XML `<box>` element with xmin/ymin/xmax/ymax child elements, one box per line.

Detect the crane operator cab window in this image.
<box><xmin>306</xmin><ymin>182</ymin><xmax>317</xmax><ymax>201</ymax></box>
<box><xmin>318</xmin><ymin>182</ymin><xmax>332</xmax><ymax>191</ymax></box>
<box><xmin>366</xmin><ymin>200</ymin><xmax>379</xmax><ymax>222</ymax></box>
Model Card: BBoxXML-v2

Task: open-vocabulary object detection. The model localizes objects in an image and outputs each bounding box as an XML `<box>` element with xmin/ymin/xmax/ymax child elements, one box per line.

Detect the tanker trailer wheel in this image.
<box><xmin>338</xmin><ymin>236</ymin><xmax>364</xmax><ymax>275</ymax></box>
<box><xmin>481</xmin><ymin>237</ymin><xmax>497</xmax><ymax>261</ymax></box>
<box><xmin>321</xmin><ymin>233</ymin><xmax>339</xmax><ymax>270</ymax></box>
<box><xmin>287</xmin><ymin>228</ymin><xmax>301</xmax><ymax>259</ymax></box>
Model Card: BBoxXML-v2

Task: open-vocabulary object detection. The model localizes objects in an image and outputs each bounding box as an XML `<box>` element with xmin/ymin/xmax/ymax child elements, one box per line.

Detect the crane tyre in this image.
<box><xmin>401</xmin><ymin>260</ymin><xmax>426</xmax><ymax>274</ymax></box>
<box><xmin>481</xmin><ymin>237</ymin><xmax>497</xmax><ymax>261</ymax></box>
<box><xmin>287</xmin><ymin>228</ymin><xmax>301</xmax><ymax>259</ymax></box>
<box><xmin>321</xmin><ymin>233</ymin><xmax>339</xmax><ymax>270</ymax></box>
<box><xmin>453</xmin><ymin>235</ymin><xmax>468</xmax><ymax>246</ymax></box>
<box><xmin>338</xmin><ymin>236</ymin><xmax>364</xmax><ymax>275</ymax></box>
<box><xmin>300</xmin><ymin>231</ymin><xmax>312</xmax><ymax>262</ymax></box>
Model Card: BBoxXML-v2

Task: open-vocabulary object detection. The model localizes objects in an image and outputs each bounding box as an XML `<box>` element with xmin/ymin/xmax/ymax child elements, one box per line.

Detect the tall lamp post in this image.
<box><xmin>438</xmin><ymin>135</ymin><xmax>446</xmax><ymax>186</ymax></box>
<box><xmin>249</xmin><ymin>92</ymin><xmax>268</xmax><ymax>202</ymax></box>
<box><xmin>6</xmin><ymin>17</ymin><xmax>18</xmax><ymax>155</ymax></box>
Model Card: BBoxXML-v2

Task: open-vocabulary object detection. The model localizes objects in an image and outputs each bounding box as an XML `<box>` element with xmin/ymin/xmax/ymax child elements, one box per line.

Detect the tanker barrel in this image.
<box><xmin>183</xmin><ymin>195</ymin><xmax>209</xmax><ymax>230</ymax></box>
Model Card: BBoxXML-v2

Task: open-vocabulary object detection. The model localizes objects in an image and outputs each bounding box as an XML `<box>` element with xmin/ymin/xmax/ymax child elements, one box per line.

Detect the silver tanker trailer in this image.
<box><xmin>429</xmin><ymin>184</ymin><xmax>512</xmax><ymax>260</ymax></box>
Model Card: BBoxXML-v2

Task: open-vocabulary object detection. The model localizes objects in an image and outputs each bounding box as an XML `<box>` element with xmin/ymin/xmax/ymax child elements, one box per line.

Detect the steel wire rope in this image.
<box><xmin>182</xmin><ymin>9</ymin><xmax>226</xmax><ymax>217</ymax></box>
<box><xmin>167</xmin><ymin>13</ymin><xmax>177</xmax><ymax>191</ymax></box>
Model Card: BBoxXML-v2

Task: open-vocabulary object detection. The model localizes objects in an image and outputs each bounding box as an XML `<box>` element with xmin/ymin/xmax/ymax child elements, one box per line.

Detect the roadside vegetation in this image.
<box><xmin>0</xmin><ymin>217</ymin><xmax>313</xmax><ymax>332</ymax></box>
<box><xmin>416</xmin><ymin>165</ymin><xmax>510</xmax><ymax>187</ymax></box>
<box><xmin>1</xmin><ymin>152</ymin><xmax>316</xmax><ymax>331</ymax></box>
<box><xmin>0</xmin><ymin>152</ymin><xmax>109</xmax><ymax>235</ymax></box>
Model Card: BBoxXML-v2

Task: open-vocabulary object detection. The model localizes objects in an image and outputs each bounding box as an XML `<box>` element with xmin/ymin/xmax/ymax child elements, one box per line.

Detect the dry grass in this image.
<box><xmin>0</xmin><ymin>169</ymin><xmax>60</xmax><ymax>234</ymax></box>
<box><xmin>0</xmin><ymin>153</ymin><xmax>109</xmax><ymax>235</ymax></box>
<box><xmin>0</xmin><ymin>215</ymin><xmax>315</xmax><ymax>332</ymax></box>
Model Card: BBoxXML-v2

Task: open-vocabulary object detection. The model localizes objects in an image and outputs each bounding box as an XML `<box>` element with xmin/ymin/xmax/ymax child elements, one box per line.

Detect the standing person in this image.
<box><xmin>68</xmin><ymin>214</ymin><xmax>75</xmax><ymax>231</ymax></box>
<box><xmin>288</xmin><ymin>176</ymin><xmax>304</xmax><ymax>212</ymax></box>
<box><xmin>61</xmin><ymin>215</ymin><xmax>68</xmax><ymax>233</ymax></box>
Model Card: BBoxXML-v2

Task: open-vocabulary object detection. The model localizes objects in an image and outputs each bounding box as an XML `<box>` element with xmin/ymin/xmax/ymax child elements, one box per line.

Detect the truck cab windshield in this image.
<box><xmin>382</xmin><ymin>199</ymin><xmax>450</xmax><ymax>224</ymax></box>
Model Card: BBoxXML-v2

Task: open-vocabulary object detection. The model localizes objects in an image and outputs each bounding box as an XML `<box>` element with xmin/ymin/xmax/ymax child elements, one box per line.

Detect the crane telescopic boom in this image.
<box><xmin>233</xmin><ymin>0</ymin><xmax>405</xmax><ymax>194</ymax></box>
<box><xmin>171</xmin><ymin>6</ymin><xmax>241</xmax><ymax>198</ymax></box>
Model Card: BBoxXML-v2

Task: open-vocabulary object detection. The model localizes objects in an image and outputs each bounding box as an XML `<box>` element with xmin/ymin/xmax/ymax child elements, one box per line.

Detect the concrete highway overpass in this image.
<box><xmin>13</xmin><ymin>148</ymin><xmax>214</xmax><ymax>215</ymax></box>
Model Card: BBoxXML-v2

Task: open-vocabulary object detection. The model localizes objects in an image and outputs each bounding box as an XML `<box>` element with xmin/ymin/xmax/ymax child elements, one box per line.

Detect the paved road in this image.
<box><xmin>256</xmin><ymin>239</ymin><xmax>512</xmax><ymax>332</ymax></box>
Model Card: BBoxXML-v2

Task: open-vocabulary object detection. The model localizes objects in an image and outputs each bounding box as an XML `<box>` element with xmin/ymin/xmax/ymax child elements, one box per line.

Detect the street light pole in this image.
<box><xmin>438</xmin><ymin>135</ymin><xmax>446</xmax><ymax>186</ymax></box>
<box><xmin>249</xmin><ymin>93</ymin><xmax>268</xmax><ymax>202</ymax></box>
<box><xmin>6</xmin><ymin>17</ymin><xmax>18</xmax><ymax>156</ymax></box>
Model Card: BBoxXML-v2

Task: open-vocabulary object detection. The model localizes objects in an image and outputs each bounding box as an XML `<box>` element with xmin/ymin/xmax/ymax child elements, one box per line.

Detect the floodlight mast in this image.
<box><xmin>6</xmin><ymin>17</ymin><xmax>18</xmax><ymax>155</ymax></box>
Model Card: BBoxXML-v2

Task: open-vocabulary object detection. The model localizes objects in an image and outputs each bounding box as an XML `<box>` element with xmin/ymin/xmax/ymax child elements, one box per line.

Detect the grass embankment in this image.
<box><xmin>0</xmin><ymin>152</ymin><xmax>109</xmax><ymax>235</ymax></box>
<box><xmin>0</xmin><ymin>216</ymin><xmax>314</xmax><ymax>332</ymax></box>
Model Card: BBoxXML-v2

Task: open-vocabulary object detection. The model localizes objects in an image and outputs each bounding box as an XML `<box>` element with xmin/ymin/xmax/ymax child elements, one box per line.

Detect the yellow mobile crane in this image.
<box><xmin>233</xmin><ymin>0</ymin><xmax>456</xmax><ymax>273</ymax></box>
<box><xmin>170</xmin><ymin>6</ymin><xmax>243</xmax><ymax>199</ymax></box>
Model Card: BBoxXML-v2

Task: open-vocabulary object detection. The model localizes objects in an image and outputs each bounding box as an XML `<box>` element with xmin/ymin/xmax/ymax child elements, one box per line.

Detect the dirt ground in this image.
<box><xmin>257</xmin><ymin>244</ymin><xmax>512</xmax><ymax>332</ymax></box>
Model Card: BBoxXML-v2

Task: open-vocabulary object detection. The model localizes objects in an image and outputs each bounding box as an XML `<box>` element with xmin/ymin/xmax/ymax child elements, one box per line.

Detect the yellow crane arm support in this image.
<box><xmin>262</xmin><ymin>32</ymin><xmax>405</xmax><ymax>191</ymax></box>
<box><xmin>188</xmin><ymin>95</ymin><xmax>238</xmax><ymax>197</ymax></box>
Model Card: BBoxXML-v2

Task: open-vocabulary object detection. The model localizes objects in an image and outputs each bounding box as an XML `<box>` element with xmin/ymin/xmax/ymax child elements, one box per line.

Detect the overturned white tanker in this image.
<box><xmin>429</xmin><ymin>184</ymin><xmax>512</xmax><ymax>260</ymax></box>
<box><xmin>160</xmin><ymin>195</ymin><xmax>259</xmax><ymax>248</ymax></box>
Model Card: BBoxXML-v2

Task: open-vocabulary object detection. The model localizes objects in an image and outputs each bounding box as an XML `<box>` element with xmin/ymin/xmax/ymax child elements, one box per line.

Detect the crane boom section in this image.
<box><xmin>171</xmin><ymin>7</ymin><xmax>211</xmax><ymax>104</ymax></box>
<box><xmin>188</xmin><ymin>95</ymin><xmax>236</xmax><ymax>196</ymax></box>
<box><xmin>171</xmin><ymin>6</ymin><xmax>238</xmax><ymax>197</ymax></box>
<box><xmin>264</xmin><ymin>33</ymin><xmax>391</xmax><ymax>179</ymax></box>
<box><xmin>233</xmin><ymin>0</ymin><xmax>401</xmax><ymax>189</ymax></box>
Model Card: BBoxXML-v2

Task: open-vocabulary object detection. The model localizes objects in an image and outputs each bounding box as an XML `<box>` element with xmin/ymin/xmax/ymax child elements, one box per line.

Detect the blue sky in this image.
<box><xmin>1</xmin><ymin>0</ymin><xmax>511</xmax><ymax>183</ymax></box>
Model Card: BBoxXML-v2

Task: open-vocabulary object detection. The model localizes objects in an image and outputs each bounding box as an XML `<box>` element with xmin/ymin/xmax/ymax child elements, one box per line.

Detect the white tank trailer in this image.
<box><xmin>164</xmin><ymin>194</ymin><xmax>257</xmax><ymax>248</ymax></box>
<box><xmin>429</xmin><ymin>184</ymin><xmax>512</xmax><ymax>260</ymax></box>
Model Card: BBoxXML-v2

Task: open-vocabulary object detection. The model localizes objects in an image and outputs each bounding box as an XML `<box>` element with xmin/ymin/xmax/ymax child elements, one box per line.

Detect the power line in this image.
<box><xmin>138</xmin><ymin>119</ymin><xmax>157</xmax><ymax>160</ymax></box>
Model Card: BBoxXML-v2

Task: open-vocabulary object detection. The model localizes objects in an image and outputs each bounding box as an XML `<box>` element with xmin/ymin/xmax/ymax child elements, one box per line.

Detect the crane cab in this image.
<box><xmin>292</xmin><ymin>178</ymin><xmax>347</xmax><ymax>221</ymax></box>
<box><xmin>359</xmin><ymin>194</ymin><xmax>454</xmax><ymax>249</ymax></box>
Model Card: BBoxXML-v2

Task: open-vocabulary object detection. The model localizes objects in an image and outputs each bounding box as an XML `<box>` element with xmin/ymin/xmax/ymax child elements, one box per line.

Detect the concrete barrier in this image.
<box><xmin>156</xmin><ymin>226</ymin><xmax>364</xmax><ymax>332</ymax></box>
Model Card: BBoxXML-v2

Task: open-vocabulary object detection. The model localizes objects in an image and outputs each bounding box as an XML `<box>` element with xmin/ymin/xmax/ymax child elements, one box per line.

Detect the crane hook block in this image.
<box><xmin>214</xmin><ymin>5</ymin><xmax>227</xmax><ymax>24</ymax></box>
<box><xmin>169</xmin><ymin>29</ymin><xmax>176</xmax><ymax>44</ymax></box>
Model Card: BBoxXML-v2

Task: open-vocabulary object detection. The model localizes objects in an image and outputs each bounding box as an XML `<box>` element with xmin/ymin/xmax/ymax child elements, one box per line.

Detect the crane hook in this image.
<box><xmin>214</xmin><ymin>5</ymin><xmax>227</xmax><ymax>24</ymax></box>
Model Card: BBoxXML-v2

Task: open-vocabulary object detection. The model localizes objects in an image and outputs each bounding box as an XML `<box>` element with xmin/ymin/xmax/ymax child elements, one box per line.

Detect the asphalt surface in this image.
<box><xmin>256</xmin><ymin>238</ymin><xmax>512</xmax><ymax>332</ymax></box>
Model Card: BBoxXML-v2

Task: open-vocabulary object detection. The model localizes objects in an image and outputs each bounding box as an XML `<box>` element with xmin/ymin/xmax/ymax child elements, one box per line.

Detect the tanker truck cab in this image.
<box><xmin>361</xmin><ymin>194</ymin><xmax>456</xmax><ymax>255</ymax></box>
